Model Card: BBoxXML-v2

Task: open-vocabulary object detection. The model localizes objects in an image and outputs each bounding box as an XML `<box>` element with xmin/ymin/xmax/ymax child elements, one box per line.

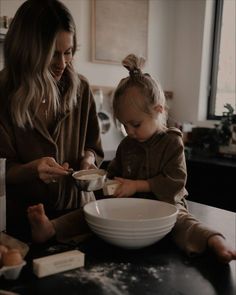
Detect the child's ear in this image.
<box><xmin>153</xmin><ymin>104</ymin><xmax>163</xmax><ymax>113</ymax></box>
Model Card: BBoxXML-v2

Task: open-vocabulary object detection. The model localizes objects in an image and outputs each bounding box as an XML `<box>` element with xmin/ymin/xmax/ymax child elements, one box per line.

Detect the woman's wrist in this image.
<box><xmin>80</xmin><ymin>150</ymin><xmax>96</xmax><ymax>170</ymax></box>
<box><xmin>84</xmin><ymin>150</ymin><xmax>95</xmax><ymax>164</ymax></box>
<box><xmin>6</xmin><ymin>162</ymin><xmax>37</xmax><ymax>184</ymax></box>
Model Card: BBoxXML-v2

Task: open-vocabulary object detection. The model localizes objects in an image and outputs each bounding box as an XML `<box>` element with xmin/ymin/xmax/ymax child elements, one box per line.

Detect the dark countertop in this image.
<box><xmin>1</xmin><ymin>201</ymin><xmax>235</xmax><ymax>295</ymax></box>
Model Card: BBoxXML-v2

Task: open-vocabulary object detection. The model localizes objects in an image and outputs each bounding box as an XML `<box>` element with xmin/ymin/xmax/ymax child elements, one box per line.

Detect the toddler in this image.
<box><xmin>28</xmin><ymin>54</ymin><xmax>236</xmax><ymax>264</ymax></box>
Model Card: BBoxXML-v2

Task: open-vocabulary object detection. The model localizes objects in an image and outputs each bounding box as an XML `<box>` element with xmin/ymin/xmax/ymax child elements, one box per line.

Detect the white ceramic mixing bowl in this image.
<box><xmin>83</xmin><ymin>198</ymin><xmax>178</xmax><ymax>249</ymax></box>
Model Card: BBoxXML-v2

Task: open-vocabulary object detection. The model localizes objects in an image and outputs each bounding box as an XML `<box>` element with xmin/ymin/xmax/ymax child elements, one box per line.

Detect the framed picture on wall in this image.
<box><xmin>91</xmin><ymin>0</ymin><xmax>149</xmax><ymax>65</ymax></box>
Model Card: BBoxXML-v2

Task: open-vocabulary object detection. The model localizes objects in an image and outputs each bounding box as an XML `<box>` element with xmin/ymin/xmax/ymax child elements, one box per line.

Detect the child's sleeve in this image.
<box><xmin>147</xmin><ymin>132</ymin><xmax>187</xmax><ymax>204</ymax></box>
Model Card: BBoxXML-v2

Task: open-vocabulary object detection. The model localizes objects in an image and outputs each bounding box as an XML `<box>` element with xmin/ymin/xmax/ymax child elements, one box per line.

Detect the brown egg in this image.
<box><xmin>0</xmin><ymin>245</ymin><xmax>9</xmax><ymax>267</ymax></box>
<box><xmin>2</xmin><ymin>248</ymin><xmax>23</xmax><ymax>266</ymax></box>
<box><xmin>0</xmin><ymin>244</ymin><xmax>8</xmax><ymax>255</ymax></box>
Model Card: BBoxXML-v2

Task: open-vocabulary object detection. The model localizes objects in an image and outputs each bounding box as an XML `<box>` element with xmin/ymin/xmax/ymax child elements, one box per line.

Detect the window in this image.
<box><xmin>208</xmin><ymin>0</ymin><xmax>235</xmax><ymax>119</ymax></box>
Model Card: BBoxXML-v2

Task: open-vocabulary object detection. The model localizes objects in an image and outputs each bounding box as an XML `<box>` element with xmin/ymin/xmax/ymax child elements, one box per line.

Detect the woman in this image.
<box><xmin>0</xmin><ymin>0</ymin><xmax>103</xmax><ymax>240</ymax></box>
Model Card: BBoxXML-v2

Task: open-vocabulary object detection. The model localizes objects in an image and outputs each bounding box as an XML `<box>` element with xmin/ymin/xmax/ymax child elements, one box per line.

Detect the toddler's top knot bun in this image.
<box><xmin>122</xmin><ymin>54</ymin><xmax>145</xmax><ymax>79</ymax></box>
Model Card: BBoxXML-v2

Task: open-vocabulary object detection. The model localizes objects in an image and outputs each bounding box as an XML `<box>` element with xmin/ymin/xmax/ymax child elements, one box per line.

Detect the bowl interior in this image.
<box><xmin>72</xmin><ymin>169</ymin><xmax>106</xmax><ymax>181</ymax></box>
<box><xmin>72</xmin><ymin>169</ymin><xmax>106</xmax><ymax>191</ymax></box>
<box><xmin>84</xmin><ymin>198</ymin><xmax>177</xmax><ymax>222</ymax></box>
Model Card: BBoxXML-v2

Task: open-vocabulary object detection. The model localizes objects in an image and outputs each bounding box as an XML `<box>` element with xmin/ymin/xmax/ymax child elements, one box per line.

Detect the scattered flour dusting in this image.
<box><xmin>61</xmin><ymin>262</ymin><xmax>171</xmax><ymax>295</ymax></box>
<box><xmin>45</xmin><ymin>246</ymin><xmax>62</xmax><ymax>253</ymax></box>
<box><xmin>145</xmin><ymin>266</ymin><xmax>170</xmax><ymax>282</ymax></box>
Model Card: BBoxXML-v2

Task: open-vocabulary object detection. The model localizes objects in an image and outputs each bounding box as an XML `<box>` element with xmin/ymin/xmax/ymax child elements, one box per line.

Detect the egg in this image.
<box><xmin>2</xmin><ymin>248</ymin><xmax>23</xmax><ymax>266</ymax></box>
<box><xmin>0</xmin><ymin>244</ymin><xmax>9</xmax><ymax>267</ymax></box>
<box><xmin>0</xmin><ymin>244</ymin><xmax>8</xmax><ymax>256</ymax></box>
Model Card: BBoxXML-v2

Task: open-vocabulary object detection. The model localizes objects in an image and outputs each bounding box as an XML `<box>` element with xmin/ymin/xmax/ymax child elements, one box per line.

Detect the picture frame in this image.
<box><xmin>91</xmin><ymin>0</ymin><xmax>149</xmax><ymax>65</ymax></box>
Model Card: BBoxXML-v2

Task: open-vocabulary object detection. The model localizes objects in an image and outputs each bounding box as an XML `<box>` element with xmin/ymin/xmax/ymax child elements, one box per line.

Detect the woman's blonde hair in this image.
<box><xmin>0</xmin><ymin>0</ymin><xmax>78</xmax><ymax>128</ymax></box>
<box><xmin>113</xmin><ymin>54</ymin><xmax>167</xmax><ymax>129</ymax></box>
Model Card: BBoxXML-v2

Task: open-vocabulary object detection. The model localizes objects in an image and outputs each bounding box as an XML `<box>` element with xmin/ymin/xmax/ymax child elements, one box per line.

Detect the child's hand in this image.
<box><xmin>112</xmin><ymin>177</ymin><xmax>151</xmax><ymax>197</ymax></box>
<box><xmin>113</xmin><ymin>177</ymin><xmax>137</xmax><ymax>197</ymax></box>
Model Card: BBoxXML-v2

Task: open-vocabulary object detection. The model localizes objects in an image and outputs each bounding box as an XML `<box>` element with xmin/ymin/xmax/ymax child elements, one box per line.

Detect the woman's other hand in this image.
<box><xmin>80</xmin><ymin>150</ymin><xmax>97</xmax><ymax>170</ymax></box>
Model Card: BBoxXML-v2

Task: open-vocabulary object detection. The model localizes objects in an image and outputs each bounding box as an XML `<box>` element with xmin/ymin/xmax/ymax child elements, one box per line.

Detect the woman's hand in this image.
<box><xmin>6</xmin><ymin>157</ymin><xmax>69</xmax><ymax>184</ymax></box>
<box><xmin>80</xmin><ymin>151</ymin><xmax>97</xmax><ymax>170</ymax></box>
<box><xmin>36</xmin><ymin>157</ymin><xmax>69</xmax><ymax>183</ymax></box>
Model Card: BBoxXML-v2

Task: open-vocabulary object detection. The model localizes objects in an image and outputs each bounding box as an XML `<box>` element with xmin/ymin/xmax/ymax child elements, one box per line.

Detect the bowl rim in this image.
<box><xmin>83</xmin><ymin>198</ymin><xmax>178</xmax><ymax>223</ymax></box>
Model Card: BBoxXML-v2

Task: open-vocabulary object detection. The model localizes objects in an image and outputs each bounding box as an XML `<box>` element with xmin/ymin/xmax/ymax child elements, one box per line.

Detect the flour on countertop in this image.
<box><xmin>61</xmin><ymin>262</ymin><xmax>170</xmax><ymax>295</ymax></box>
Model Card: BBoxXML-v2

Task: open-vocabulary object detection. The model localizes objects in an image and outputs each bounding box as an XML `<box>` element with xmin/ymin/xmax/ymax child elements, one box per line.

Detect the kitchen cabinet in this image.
<box><xmin>186</xmin><ymin>155</ymin><xmax>236</xmax><ymax>212</ymax></box>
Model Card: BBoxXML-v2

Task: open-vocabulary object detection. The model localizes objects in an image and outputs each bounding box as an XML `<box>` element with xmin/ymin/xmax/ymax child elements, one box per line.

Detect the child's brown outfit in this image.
<box><xmin>52</xmin><ymin>128</ymin><xmax>222</xmax><ymax>255</ymax></box>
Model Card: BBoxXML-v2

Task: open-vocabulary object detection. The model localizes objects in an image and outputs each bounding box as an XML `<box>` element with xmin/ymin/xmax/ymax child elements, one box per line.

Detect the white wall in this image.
<box><xmin>171</xmin><ymin>0</ymin><xmax>216</xmax><ymax>127</ymax></box>
<box><xmin>0</xmin><ymin>0</ymin><xmax>215</xmax><ymax>127</ymax></box>
<box><xmin>67</xmin><ymin>0</ymin><xmax>175</xmax><ymax>91</ymax></box>
<box><xmin>171</xmin><ymin>0</ymin><xmax>205</xmax><ymax>125</ymax></box>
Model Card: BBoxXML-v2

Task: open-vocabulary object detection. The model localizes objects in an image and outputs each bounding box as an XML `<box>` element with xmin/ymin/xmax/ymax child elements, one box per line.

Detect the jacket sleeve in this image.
<box><xmin>0</xmin><ymin>113</ymin><xmax>20</xmax><ymax>173</ymax></box>
<box><xmin>106</xmin><ymin>143</ymin><xmax>123</xmax><ymax>178</ymax></box>
<box><xmin>80</xmin><ymin>79</ymin><xmax>104</xmax><ymax>167</ymax></box>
